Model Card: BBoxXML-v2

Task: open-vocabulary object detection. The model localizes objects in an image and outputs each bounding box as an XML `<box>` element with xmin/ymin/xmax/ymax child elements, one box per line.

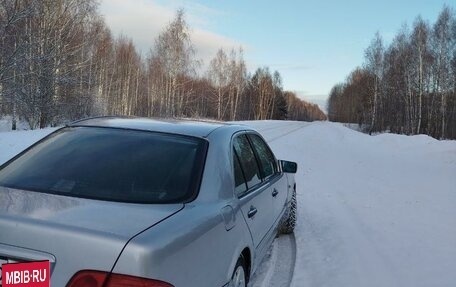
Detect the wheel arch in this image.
<box><xmin>241</xmin><ymin>247</ymin><xmax>252</xmax><ymax>282</ymax></box>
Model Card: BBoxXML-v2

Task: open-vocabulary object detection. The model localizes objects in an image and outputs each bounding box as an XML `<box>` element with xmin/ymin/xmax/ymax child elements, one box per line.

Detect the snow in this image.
<box><xmin>0</xmin><ymin>116</ymin><xmax>32</xmax><ymax>132</ymax></box>
<box><xmin>0</xmin><ymin>128</ymin><xmax>57</xmax><ymax>163</ymax></box>
<box><xmin>246</xmin><ymin>121</ymin><xmax>456</xmax><ymax>287</ymax></box>
<box><xmin>1</xmin><ymin>120</ymin><xmax>455</xmax><ymax>287</ymax></box>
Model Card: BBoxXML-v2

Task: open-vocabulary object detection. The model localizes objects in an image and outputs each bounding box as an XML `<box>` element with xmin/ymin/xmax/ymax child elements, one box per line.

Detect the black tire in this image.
<box><xmin>231</xmin><ymin>256</ymin><xmax>247</xmax><ymax>287</ymax></box>
<box><xmin>279</xmin><ymin>188</ymin><xmax>297</xmax><ymax>234</ymax></box>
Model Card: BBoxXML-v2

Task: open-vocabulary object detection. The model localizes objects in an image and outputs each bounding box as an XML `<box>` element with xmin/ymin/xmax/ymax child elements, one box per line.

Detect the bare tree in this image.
<box><xmin>1</xmin><ymin>4</ymin><xmax>327</xmax><ymax>129</ymax></box>
<box><xmin>0</xmin><ymin>0</ymin><xmax>38</xmax><ymax>129</ymax></box>
<box><xmin>328</xmin><ymin>5</ymin><xmax>456</xmax><ymax>139</ymax></box>
<box><xmin>206</xmin><ymin>47</ymin><xmax>247</xmax><ymax>120</ymax></box>
<box><xmin>411</xmin><ymin>17</ymin><xmax>432</xmax><ymax>133</ymax></box>
<box><xmin>208</xmin><ymin>48</ymin><xmax>229</xmax><ymax>120</ymax></box>
<box><xmin>228</xmin><ymin>48</ymin><xmax>247</xmax><ymax>121</ymax></box>
<box><xmin>364</xmin><ymin>32</ymin><xmax>384</xmax><ymax>134</ymax></box>
<box><xmin>150</xmin><ymin>9</ymin><xmax>197</xmax><ymax>117</ymax></box>
<box><xmin>432</xmin><ymin>6</ymin><xmax>454</xmax><ymax>138</ymax></box>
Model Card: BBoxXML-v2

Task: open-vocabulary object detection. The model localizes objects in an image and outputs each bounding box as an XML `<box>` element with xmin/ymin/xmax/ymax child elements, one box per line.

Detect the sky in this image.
<box><xmin>99</xmin><ymin>0</ymin><xmax>452</xmax><ymax>109</ymax></box>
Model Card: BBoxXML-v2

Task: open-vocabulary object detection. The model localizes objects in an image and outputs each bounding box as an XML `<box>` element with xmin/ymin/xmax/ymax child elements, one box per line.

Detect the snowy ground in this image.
<box><xmin>0</xmin><ymin>116</ymin><xmax>31</xmax><ymax>132</ymax></box>
<box><xmin>246</xmin><ymin>120</ymin><xmax>456</xmax><ymax>287</ymax></box>
<box><xmin>1</xmin><ymin>121</ymin><xmax>455</xmax><ymax>287</ymax></box>
<box><xmin>0</xmin><ymin>127</ymin><xmax>57</xmax><ymax>163</ymax></box>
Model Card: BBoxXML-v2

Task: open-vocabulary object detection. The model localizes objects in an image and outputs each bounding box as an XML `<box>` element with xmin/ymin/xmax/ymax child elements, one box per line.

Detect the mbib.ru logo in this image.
<box><xmin>1</xmin><ymin>261</ymin><xmax>50</xmax><ymax>287</ymax></box>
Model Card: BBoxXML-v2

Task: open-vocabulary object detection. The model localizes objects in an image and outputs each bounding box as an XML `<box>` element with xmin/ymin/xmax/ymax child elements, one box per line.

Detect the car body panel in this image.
<box><xmin>112</xmin><ymin>201</ymin><xmax>253</xmax><ymax>286</ymax></box>
<box><xmin>269</xmin><ymin>174</ymin><xmax>289</xmax><ymax>223</ymax></box>
<box><xmin>0</xmin><ymin>186</ymin><xmax>183</xmax><ymax>237</ymax></box>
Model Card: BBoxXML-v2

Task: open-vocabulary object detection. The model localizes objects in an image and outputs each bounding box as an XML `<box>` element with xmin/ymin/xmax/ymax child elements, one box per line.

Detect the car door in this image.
<box><xmin>232</xmin><ymin>134</ymin><xmax>273</xmax><ymax>253</ymax></box>
<box><xmin>247</xmin><ymin>133</ymin><xmax>288</xmax><ymax>224</ymax></box>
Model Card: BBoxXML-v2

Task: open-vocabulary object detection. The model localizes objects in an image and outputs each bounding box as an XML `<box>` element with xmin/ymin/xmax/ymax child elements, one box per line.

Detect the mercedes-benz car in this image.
<box><xmin>0</xmin><ymin>117</ymin><xmax>297</xmax><ymax>287</ymax></box>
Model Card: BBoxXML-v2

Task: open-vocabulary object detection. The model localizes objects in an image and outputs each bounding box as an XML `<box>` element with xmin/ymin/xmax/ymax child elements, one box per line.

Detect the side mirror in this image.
<box><xmin>279</xmin><ymin>160</ymin><xmax>297</xmax><ymax>174</ymax></box>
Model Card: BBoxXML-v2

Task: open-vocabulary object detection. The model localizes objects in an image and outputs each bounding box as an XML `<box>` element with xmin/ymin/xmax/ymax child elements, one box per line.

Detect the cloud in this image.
<box><xmin>99</xmin><ymin>0</ymin><xmax>243</xmax><ymax>64</ymax></box>
<box><xmin>191</xmin><ymin>29</ymin><xmax>242</xmax><ymax>64</ymax></box>
<box><xmin>99</xmin><ymin>0</ymin><xmax>171</xmax><ymax>53</ymax></box>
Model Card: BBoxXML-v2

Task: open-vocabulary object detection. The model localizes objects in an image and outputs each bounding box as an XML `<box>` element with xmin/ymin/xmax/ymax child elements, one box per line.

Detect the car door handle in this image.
<box><xmin>247</xmin><ymin>206</ymin><xmax>258</xmax><ymax>218</ymax></box>
<box><xmin>272</xmin><ymin>189</ymin><xmax>279</xmax><ymax>197</ymax></box>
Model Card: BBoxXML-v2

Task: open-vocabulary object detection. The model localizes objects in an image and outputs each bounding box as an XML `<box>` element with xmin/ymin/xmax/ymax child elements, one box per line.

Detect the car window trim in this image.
<box><xmin>238</xmin><ymin>169</ymin><xmax>283</xmax><ymax>201</ymax></box>
<box><xmin>246</xmin><ymin>133</ymin><xmax>279</xmax><ymax>181</ymax></box>
<box><xmin>231</xmin><ymin>131</ymin><xmax>273</xmax><ymax>199</ymax></box>
<box><xmin>245</xmin><ymin>134</ymin><xmax>267</xmax><ymax>181</ymax></box>
<box><xmin>237</xmin><ymin>179</ymin><xmax>270</xmax><ymax>201</ymax></box>
<box><xmin>233</xmin><ymin>148</ymin><xmax>248</xmax><ymax>196</ymax></box>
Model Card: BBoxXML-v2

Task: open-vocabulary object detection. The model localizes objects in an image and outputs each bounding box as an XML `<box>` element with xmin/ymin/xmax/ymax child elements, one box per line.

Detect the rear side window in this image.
<box><xmin>248</xmin><ymin>134</ymin><xmax>277</xmax><ymax>179</ymax></box>
<box><xmin>232</xmin><ymin>135</ymin><xmax>262</xmax><ymax>190</ymax></box>
<box><xmin>0</xmin><ymin>127</ymin><xmax>207</xmax><ymax>203</ymax></box>
<box><xmin>233</xmin><ymin>150</ymin><xmax>247</xmax><ymax>197</ymax></box>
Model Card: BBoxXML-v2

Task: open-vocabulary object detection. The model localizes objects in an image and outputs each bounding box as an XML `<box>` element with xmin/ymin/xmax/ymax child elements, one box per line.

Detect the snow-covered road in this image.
<box><xmin>246</xmin><ymin>120</ymin><xmax>456</xmax><ymax>287</ymax></box>
<box><xmin>250</xmin><ymin>233</ymin><xmax>297</xmax><ymax>287</ymax></box>
<box><xmin>1</xmin><ymin>120</ymin><xmax>455</xmax><ymax>287</ymax></box>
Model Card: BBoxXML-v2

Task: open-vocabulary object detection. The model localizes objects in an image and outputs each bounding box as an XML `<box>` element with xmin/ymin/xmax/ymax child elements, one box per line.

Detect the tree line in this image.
<box><xmin>0</xmin><ymin>0</ymin><xmax>325</xmax><ymax>130</ymax></box>
<box><xmin>327</xmin><ymin>6</ymin><xmax>456</xmax><ymax>139</ymax></box>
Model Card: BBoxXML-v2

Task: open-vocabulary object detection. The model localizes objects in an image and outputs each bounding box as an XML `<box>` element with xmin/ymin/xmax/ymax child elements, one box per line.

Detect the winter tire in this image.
<box><xmin>279</xmin><ymin>188</ymin><xmax>297</xmax><ymax>234</ymax></box>
<box><xmin>231</xmin><ymin>256</ymin><xmax>247</xmax><ymax>287</ymax></box>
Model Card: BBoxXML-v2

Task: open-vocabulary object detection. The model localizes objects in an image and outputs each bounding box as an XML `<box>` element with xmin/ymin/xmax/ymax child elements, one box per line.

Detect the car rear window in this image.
<box><xmin>0</xmin><ymin>127</ymin><xmax>207</xmax><ymax>203</ymax></box>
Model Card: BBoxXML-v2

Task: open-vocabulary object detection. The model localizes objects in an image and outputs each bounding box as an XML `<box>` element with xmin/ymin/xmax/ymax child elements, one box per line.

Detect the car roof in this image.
<box><xmin>68</xmin><ymin>116</ymin><xmax>247</xmax><ymax>138</ymax></box>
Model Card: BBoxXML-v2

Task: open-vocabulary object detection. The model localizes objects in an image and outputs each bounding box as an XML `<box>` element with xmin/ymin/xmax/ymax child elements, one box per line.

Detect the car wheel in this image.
<box><xmin>231</xmin><ymin>256</ymin><xmax>247</xmax><ymax>287</ymax></box>
<box><xmin>279</xmin><ymin>188</ymin><xmax>297</xmax><ymax>234</ymax></box>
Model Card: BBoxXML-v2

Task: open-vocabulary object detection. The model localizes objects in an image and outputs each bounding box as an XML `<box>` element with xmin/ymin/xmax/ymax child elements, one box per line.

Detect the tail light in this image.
<box><xmin>67</xmin><ymin>270</ymin><xmax>174</xmax><ymax>287</ymax></box>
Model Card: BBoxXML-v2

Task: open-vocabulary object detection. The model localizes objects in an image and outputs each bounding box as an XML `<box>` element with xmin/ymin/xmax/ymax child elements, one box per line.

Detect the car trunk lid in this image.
<box><xmin>0</xmin><ymin>186</ymin><xmax>183</xmax><ymax>286</ymax></box>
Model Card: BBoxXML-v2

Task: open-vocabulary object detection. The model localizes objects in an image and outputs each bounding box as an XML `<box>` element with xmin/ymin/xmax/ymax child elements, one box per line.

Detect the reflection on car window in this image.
<box><xmin>233</xmin><ymin>149</ymin><xmax>247</xmax><ymax>197</ymax></box>
<box><xmin>0</xmin><ymin>127</ymin><xmax>206</xmax><ymax>204</ymax></box>
<box><xmin>249</xmin><ymin>134</ymin><xmax>277</xmax><ymax>179</ymax></box>
<box><xmin>233</xmin><ymin>135</ymin><xmax>262</xmax><ymax>189</ymax></box>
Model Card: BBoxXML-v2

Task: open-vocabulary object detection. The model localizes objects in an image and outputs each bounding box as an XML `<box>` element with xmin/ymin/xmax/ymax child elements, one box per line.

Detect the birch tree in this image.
<box><xmin>364</xmin><ymin>32</ymin><xmax>384</xmax><ymax>134</ymax></box>
<box><xmin>411</xmin><ymin>17</ymin><xmax>431</xmax><ymax>134</ymax></box>
<box><xmin>208</xmin><ymin>48</ymin><xmax>229</xmax><ymax>120</ymax></box>
<box><xmin>328</xmin><ymin>6</ymin><xmax>456</xmax><ymax>139</ymax></box>
<box><xmin>432</xmin><ymin>6</ymin><xmax>454</xmax><ymax>138</ymax></box>
<box><xmin>1</xmin><ymin>3</ymin><xmax>327</xmax><ymax>129</ymax></box>
<box><xmin>228</xmin><ymin>48</ymin><xmax>247</xmax><ymax>121</ymax></box>
<box><xmin>150</xmin><ymin>9</ymin><xmax>196</xmax><ymax>117</ymax></box>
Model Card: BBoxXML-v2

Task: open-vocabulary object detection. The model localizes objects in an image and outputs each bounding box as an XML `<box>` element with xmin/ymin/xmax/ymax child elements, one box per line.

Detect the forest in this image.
<box><xmin>327</xmin><ymin>6</ymin><xmax>456</xmax><ymax>139</ymax></box>
<box><xmin>0</xmin><ymin>0</ymin><xmax>326</xmax><ymax>130</ymax></box>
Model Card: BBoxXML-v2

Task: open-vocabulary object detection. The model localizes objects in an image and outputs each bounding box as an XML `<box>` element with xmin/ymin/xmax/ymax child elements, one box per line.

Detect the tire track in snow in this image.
<box><xmin>250</xmin><ymin>234</ymin><xmax>296</xmax><ymax>287</ymax></box>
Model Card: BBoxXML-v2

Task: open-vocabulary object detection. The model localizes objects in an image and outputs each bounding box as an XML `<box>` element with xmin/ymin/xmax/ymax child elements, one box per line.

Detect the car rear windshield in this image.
<box><xmin>0</xmin><ymin>127</ymin><xmax>207</xmax><ymax>203</ymax></box>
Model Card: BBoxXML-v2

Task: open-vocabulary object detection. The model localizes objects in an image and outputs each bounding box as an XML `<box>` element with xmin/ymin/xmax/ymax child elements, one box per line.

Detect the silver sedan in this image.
<box><xmin>0</xmin><ymin>117</ymin><xmax>297</xmax><ymax>287</ymax></box>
